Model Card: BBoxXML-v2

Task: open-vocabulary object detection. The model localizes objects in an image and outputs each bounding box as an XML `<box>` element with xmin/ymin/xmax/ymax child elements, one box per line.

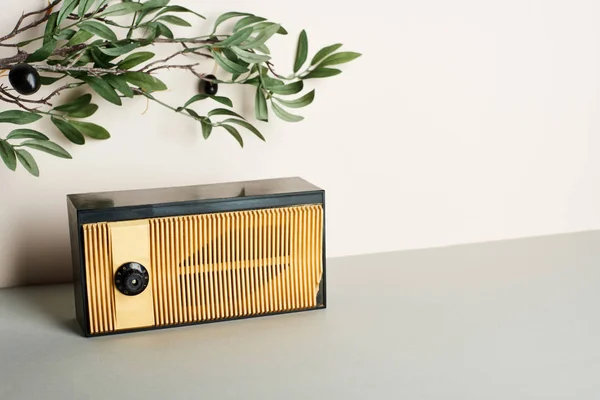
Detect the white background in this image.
<box><xmin>1</xmin><ymin>0</ymin><xmax>600</xmax><ymax>287</ymax></box>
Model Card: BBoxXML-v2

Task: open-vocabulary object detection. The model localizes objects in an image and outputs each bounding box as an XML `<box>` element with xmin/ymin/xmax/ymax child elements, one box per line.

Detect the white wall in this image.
<box><xmin>1</xmin><ymin>0</ymin><xmax>600</xmax><ymax>288</ymax></box>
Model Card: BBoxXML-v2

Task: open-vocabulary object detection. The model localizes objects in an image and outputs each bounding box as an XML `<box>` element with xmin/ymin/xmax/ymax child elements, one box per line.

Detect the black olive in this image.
<box><xmin>199</xmin><ymin>74</ymin><xmax>218</xmax><ymax>95</ymax></box>
<box><xmin>8</xmin><ymin>63</ymin><xmax>41</xmax><ymax>95</ymax></box>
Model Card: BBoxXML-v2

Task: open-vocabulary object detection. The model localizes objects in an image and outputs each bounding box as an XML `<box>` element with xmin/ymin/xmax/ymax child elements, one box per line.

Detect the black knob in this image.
<box><xmin>115</xmin><ymin>262</ymin><xmax>149</xmax><ymax>296</ymax></box>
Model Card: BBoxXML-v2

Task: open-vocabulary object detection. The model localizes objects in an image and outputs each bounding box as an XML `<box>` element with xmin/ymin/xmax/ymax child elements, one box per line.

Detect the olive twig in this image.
<box><xmin>0</xmin><ymin>0</ymin><xmax>63</xmax><ymax>43</ymax></box>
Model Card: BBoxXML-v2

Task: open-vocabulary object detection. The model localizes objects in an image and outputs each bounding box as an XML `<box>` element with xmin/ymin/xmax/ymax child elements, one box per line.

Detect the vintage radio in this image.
<box><xmin>67</xmin><ymin>177</ymin><xmax>326</xmax><ymax>337</ymax></box>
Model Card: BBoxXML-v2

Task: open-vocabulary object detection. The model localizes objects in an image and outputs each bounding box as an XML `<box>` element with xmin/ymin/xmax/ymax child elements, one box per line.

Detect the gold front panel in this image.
<box><xmin>82</xmin><ymin>204</ymin><xmax>324</xmax><ymax>334</ymax></box>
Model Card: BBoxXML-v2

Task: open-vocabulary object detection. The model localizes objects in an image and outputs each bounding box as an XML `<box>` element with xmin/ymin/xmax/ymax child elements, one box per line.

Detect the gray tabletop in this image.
<box><xmin>1</xmin><ymin>231</ymin><xmax>600</xmax><ymax>399</ymax></box>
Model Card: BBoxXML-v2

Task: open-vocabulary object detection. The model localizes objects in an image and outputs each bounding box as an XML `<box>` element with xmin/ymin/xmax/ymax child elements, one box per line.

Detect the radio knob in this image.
<box><xmin>115</xmin><ymin>262</ymin><xmax>149</xmax><ymax>296</ymax></box>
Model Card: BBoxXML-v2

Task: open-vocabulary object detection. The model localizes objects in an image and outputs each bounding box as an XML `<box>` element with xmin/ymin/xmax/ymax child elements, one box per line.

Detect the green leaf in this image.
<box><xmin>208</xmin><ymin>108</ymin><xmax>245</xmax><ymax>119</ymax></box>
<box><xmin>156</xmin><ymin>15</ymin><xmax>191</xmax><ymax>27</ymax></box>
<box><xmin>99</xmin><ymin>2</ymin><xmax>142</xmax><ymax>17</ymax></box>
<box><xmin>69</xmin><ymin>121</ymin><xmax>110</xmax><ymax>139</ymax></box>
<box><xmin>230</xmin><ymin>46</ymin><xmax>270</xmax><ymax>63</ymax></box>
<box><xmin>40</xmin><ymin>74</ymin><xmax>66</xmax><ymax>86</ymax></box>
<box><xmin>233</xmin><ymin>16</ymin><xmax>266</xmax><ymax>32</ymax></box>
<box><xmin>212</xmin><ymin>50</ymin><xmax>248</xmax><ymax>74</ymax></box>
<box><xmin>44</xmin><ymin>12</ymin><xmax>59</xmax><ymax>44</ymax></box>
<box><xmin>103</xmin><ymin>75</ymin><xmax>134</xmax><ymax>98</ymax></box>
<box><xmin>141</xmin><ymin>0</ymin><xmax>170</xmax><ymax>9</ymax></box>
<box><xmin>155</xmin><ymin>22</ymin><xmax>174</xmax><ymax>39</ymax></box>
<box><xmin>294</xmin><ymin>30</ymin><xmax>308</xmax><ymax>73</ymax></box>
<box><xmin>15</xmin><ymin>149</ymin><xmax>39</xmax><ymax>177</ymax></box>
<box><xmin>271</xmin><ymin>102</ymin><xmax>304</xmax><ymax>122</ymax></box>
<box><xmin>53</xmin><ymin>93</ymin><xmax>92</xmax><ymax>113</ymax></box>
<box><xmin>20</xmin><ymin>140</ymin><xmax>72</xmax><ymax>159</ymax></box>
<box><xmin>117</xmin><ymin>51</ymin><xmax>155</xmax><ymax>69</ymax></box>
<box><xmin>184</xmin><ymin>108</ymin><xmax>201</xmax><ymax>120</ymax></box>
<box><xmin>0</xmin><ymin>140</ymin><xmax>17</xmax><ymax>171</ymax></box>
<box><xmin>221</xmin><ymin>124</ymin><xmax>243</xmax><ymax>147</ymax></box>
<box><xmin>78</xmin><ymin>21</ymin><xmax>118</xmax><ymax>41</ymax></box>
<box><xmin>310</xmin><ymin>43</ymin><xmax>342</xmax><ymax>66</ymax></box>
<box><xmin>66</xmin><ymin>30</ymin><xmax>94</xmax><ymax>46</ymax></box>
<box><xmin>78</xmin><ymin>0</ymin><xmax>96</xmax><ymax>17</ymax></box>
<box><xmin>275</xmin><ymin>89</ymin><xmax>315</xmax><ymax>108</ymax></box>
<box><xmin>184</xmin><ymin>94</ymin><xmax>233</xmax><ymax>108</ymax></box>
<box><xmin>51</xmin><ymin>116</ymin><xmax>85</xmax><ymax>145</ymax></box>
<box><xmin>255</xmin><ymin>87</ymin><xmax>268</xmax><ymax>122</ymax></box>
<box><xmin>319</xmin><ymin>51</ymin><xmax>362</xmax><ymax>67</ymax></box>
<box><xmin>57</xmin><ymin>0</ymin><xmax>79</xmax><ymax>26</ymax></box>
<box><xmin>238</xmin><ymin>23</ymin><xmax>281</xmax><ymax>50</ymax></box>
<box><xmin>200</xmin><ymin>119</ymin><xmax>212</xmax><ymax>139</ymax></box>
<box><xmin>90</xmin><ymin>47</ymin><xmax>116</xmax><ymax>68</ymax></box>
<box><xmin>221</xmin><ymin>118</ymin><xmax>265</xmax><ymax>141</ymax></box>
<box><xmin>54</xmin><ymin>29</ymin><xmax>77</xmax><ymax>41</ymax></box>
<box><xmin>255</xmin><ymin>43</ymin><xmax>270</xmax><ymax>55</ymax></box>
<box><xmin>212</xmin><ymin>12</ymin><xmax>252</xmax><ymax>33</ymax></box>
<box><xmin>267</xmin><ymin>80</ymin><xmax>303</xmax><ymax>95</ymax></box>
<box><xmin>121</xmin><ymin>72</ymin><xmax>168</xmax><ymax>92</ymax></box>
<box><xmin>221</xmin><ymin>48</ymin><xmax>249</xmax><ymax>68</ymax></box>
<box><xmin>67</xmin><ymin>104</ymin><xmax>98</xmax><ymax>118</ymax></box>
<box><xmin>216</xmin><ymin>26</ymin><xmax>254</xmax><ymax>47</ymax></box>
<box><xmin>7</xmin><ymin>129</ymin><xmax>49</xmax><ymax>141</ymax></box>
<box><xmin>154</xmin><ymin>5</ymin><xmax>205</xmax><ymax>19</ymax></box>
<box><xmin>0</xmin><ymin>111</ymin><xmax>43</xmax><ymax>125</ymax></box>
<box><xmin>303</xmin><ymin>67</ymin><xmax>341</xmax><ymax>79</ymax></box>
<box><xmin>98</xmin><ymin>42</ymin><xmax>140</xmax><ymax>57</ymax></box>
<box><xmin>26</xmin><ymin>40</ymin><xmax>57</xmax><ymax>63</ymax></box>
<box><xmin>82</xmin><ymin>76</ymin><xmax>122</xmax><ymax>106</ymax></box>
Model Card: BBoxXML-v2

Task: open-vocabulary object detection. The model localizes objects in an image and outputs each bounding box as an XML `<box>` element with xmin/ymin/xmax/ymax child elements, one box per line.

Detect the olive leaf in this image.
<box><xmin>212</xmin><ymin>12</ymin><xmax>253</xmax><ymax>34</ymax></box>
<box><xmin>103</xmin><ymin>75</ymin><xmax>135</xmax><ymax>98</ymax></box>
<box><xmin>6</xmin><ymin>129</ymin><xmax>49</xmax><ymax>140</ymax></box>
<box><xmin>294</xmin><ymin>30</ymin><xmax>308</xmax><ymax>73</ymax></box>
<box><xmin>51</xmin><ymin>116</ymin><xmax>85</xmax><ymax>145</ymax></box>
<box><xmin>99</xmin><ymin>2</ymin><xmax>143</xmax><ymax>17</ymax></box>
<box><xmin>184</xmin><ymin>94</ymin><xmax>233</xmax><ymax>108</ymax></box>
<box><xmin>69</xmin><ymin>121</ymin><xmax>111</xmax><ymax>140</ymax></box>
<box><xmin>0</xmin><ymin>140</ymin><xmax>17</xmax><ymax>171</ymax></box>
<box><xmin>78</xmin><ymin>21</ymin><xmax>118</xmax><ymax>41</ymax></box>
<box><xmin>66</xmin><ymin>30</ymin><xmax>94</xmax><ymax>46</ymax></box>
<box><xmin>303</xmin><ymin>67</ymin><xmax>341</xmax><ymax>79</ymax></box>
<box><xmin>200</xmin><ymin>118</ymin><xmax>213</xmax><ymax>139</ymax></box>
<box><xmin>271</xmin><ymin>102</ymin><xmax>303</xmax><ymax>122</ymax></box>
<box><xmin>310</xmin><ymin>43</ymin><xmax>342</xmax><ymax>66</ymax></box>
<box><xmin>78</xmin><ymin>0</ymin><xmax>97</xmax><ymax>18</ymax></box>
<box><xmin>15</xmin><ymin>149</ymin><xmax>39</xmax><ymax>177</ymax></box>
<box><xmin>208</xmin><ymin>108</ymin><xmax>245</xmax><ymax>119</ymax></box>
<box><xmin>220</xmin><ymin>124</ymin><xmax>244</xmax><ymax>147</ymax></box>
<box><xmin>319</xmin><ymin>51</ymin><xmax>362</xmax><ymax>67</ymax></box>
<box><xmin>157</xmin><ymin>15</ymin><xmax>191</xmax><ymax>27</ymax></box>
<box><xmin>82</xmin><ymin>76</ymin><xmax>122</xmax><ymax>106</ymax></box>
<box><xmin>255</xmin><ymin>86</ymin><xmax>268</xmax><ymax>121</ymax></box>
<box><xmin>122</xmin><ymin>72</ymin><xmax>168</xmax><ymax>92</ymax></box>
<box><xmin>234</xmin><ymin>16</ymin><xmax>266</xmax><ymax>32</ymax></box>
<box><xmin>267</xmin><ymin>81</ymin><xmax>303</xmax><ymax>95</ymax></box>
<box><xmin>221</xmin><ymin>118</ymin><xmax>265</xmax><ymax>141</ymax></box>
<box><xmin>0</xmin><ymin>111</ymin><xmax>43</xmax><ymax>125</ymax></box>
<box><xmin>57</xmin><ymin>0</ymin><xmax>79</xmax><ymax>26</ymax></box>
<box><xmin>117</xmin><ymin>52</ymin><xmax>155</xmax><ymax>70</ymax></box>
<box><xmin>212</xmin><ymin>50</ymin><xmax>248</xmax><ymax>74</ymax></box>
<box><xmin>274</xmin><ymin>90</ymin><xmax>315</xmax><ymax>108</ymax></box>
<box><xmin>20</xmin><ymin>140</ymin><xmax>72</xmax><ymax>159</ymax></box>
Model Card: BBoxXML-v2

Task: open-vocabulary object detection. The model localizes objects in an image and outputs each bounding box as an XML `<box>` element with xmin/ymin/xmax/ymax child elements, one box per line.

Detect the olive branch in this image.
<box><xmin>0</xmin><ymin>0</ymin><xmax>360</xmax><ymax>176</ymax></box>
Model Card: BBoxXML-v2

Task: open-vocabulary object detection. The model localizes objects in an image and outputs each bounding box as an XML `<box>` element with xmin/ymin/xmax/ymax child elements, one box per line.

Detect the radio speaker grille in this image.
<box><xmin>83</xmin><ymin>204</ymin><xmax>323</xmax><ymax>334</ymax></box>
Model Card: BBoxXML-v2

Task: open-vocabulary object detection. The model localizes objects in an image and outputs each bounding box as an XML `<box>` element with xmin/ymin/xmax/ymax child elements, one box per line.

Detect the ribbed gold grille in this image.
<box><xmin>149</xmin><ymin>204</ymin><xmax>323</xmax><ymax>325</ymax></box>
<box><xmin>83</xmin><ymin>223</ymin><xmax>115</xmax><ymax>335</ymax></box>
<box><xmin>82</xmin><ymin>204</ymin><xmax>323</xmax><ymax>334</ymax></box>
